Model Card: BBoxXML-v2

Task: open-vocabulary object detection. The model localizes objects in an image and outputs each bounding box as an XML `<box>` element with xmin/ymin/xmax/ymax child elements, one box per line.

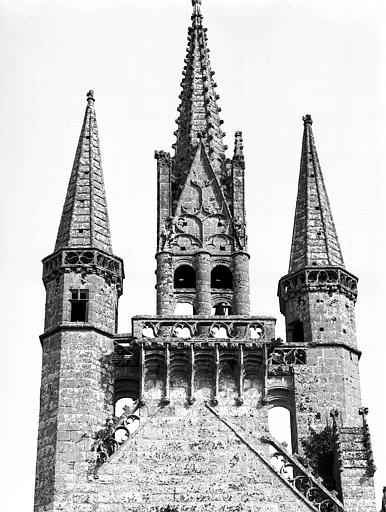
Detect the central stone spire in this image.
<box><xmin>173</xmin><ymin>0</ymin><xmax>226</xmax><ymax>191</ymax></box>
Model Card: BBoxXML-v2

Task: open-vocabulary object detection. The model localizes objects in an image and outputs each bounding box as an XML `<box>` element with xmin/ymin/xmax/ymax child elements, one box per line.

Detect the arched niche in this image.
<box><xmin>211</xmin><ymin>265</ymin><xmax>233</xmax><ymax>289</ymax></box>
<box><xmin>174</xmin><ymin>264</ymin><xmax>196</xmax><ymax>288</ymax></box>
<box><xmin>268</xmin><ymin>406</ymin><xmax>293</xmax><ymax>452</ymax></box>
<box><xmin>267</xmin><ymin>388</ymin><xmax>297</xmax><ymax>453</ymax></box>
<box><xmin>174</xmin><ymin>301</ymin><xmax>196</xmax><ymax>315</ymax></box>
<box><xmin>212</xmin><ymin>301</ymin><xmax>233</xmax><ymax>316</ymax></box>
<box><xmin>114</xmin><ymin>377</ymin><xmax>138</xmax><ymax>404</ymax></box>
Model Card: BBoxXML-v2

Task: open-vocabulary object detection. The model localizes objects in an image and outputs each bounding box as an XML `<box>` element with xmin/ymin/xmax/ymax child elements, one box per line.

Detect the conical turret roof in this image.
<box><xmin>173</xmin><ymin>0</ymin><xmax>226</xmax><ymax>189</ymax></box>
<box><xmin>289</xmin><ymin>115</ymin><xmax>344</xmax><ymax>273</ymax></box>
<box><xmin>55</xmin><ymin>91</ymin><xmax>113</xmax><ymax>254</ymax></box>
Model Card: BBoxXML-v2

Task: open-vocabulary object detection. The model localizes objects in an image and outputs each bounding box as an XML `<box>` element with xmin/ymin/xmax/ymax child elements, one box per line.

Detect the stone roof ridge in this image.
<box><xmin>54</xmin><ymin>90</ymin><xmax>113</xmax><ymax>254</ymax></box>
<box><xmin>172</xmin><ymin>0</ymin><xmax>227</xmax><ymax>193</ymax></box>
<box><xmin>289</xmin><ymin>115</ymin><xmax>344</xmax><ymax>273</ymax></box>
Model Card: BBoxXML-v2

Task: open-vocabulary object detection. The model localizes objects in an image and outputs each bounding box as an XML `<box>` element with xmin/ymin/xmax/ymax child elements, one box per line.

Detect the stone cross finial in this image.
<box><xmin>302</xmin><ymin>114</ymin><xmax>313</xmax><ymax>125</ymax></box>
<box><xmin>87</xmin><ymin>90</ymin><xmax>95</xmax><ymax>105</ymax></box>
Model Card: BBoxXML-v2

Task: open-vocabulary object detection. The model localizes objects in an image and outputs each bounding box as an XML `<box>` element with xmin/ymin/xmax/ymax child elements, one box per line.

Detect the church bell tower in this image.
<box><xmin>34</xmin><ymin>2</ymin><xmax>378</xmax><ymax>511</ymax></box>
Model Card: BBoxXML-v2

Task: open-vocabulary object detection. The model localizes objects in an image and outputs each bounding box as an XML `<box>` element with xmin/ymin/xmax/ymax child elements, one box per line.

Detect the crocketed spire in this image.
<box><xmin>289</xmin><ymin>115</ymin><xmax>344</xmax><ymax>273</ymax></box>
<box><xmin>173</xmin><ymin>0</ymin><xmax>226</xmax><ymax>190</ymax></box>
<box><xmin>55</xmin><ymin>91</ymin><xmax>113</xmax><ymax>254</ymax></box>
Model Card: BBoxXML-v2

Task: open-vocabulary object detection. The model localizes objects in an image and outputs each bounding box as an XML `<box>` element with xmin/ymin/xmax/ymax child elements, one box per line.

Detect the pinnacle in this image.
<box><xmin>173</xmin><ymin>0</ymin><xmax>226</xmax><ymax>192</ymax></box>
<box><xmin>54</xmin><ymin>91</ymin><xmax>113</xmax><ymax>254</ymax></box>
<box><xmin>233</xmin><ymin>131</ymin><xmax>245</xmax><ymax>169</ymax></box>
<box><xmin>289</xmin><ymin>116</ymin><xmax>344</xmax><ymax>273</ymax></box>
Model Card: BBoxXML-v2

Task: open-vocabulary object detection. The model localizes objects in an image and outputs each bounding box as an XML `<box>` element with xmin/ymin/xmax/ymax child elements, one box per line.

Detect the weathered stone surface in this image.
<box><xmin>35</xmin><ymin>2</ymin><xmax>378</xmax><ymax>512</ymax></box>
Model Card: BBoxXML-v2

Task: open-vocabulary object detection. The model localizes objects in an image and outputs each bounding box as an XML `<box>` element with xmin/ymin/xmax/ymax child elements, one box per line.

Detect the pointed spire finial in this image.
<box><xmin>87</xmin><ymin>90</ymin><xmax>95</xmax><ymax>106</ymax></box>
<box><xmin>233</xmin><ymin>131</ymin><xmax>245</xmax><ymax>169</ymax></box>
<box><xmin>192</xmin><ymin>0</ymin><xmax>202</xmax><ymax>11</ymax></box>
<box><xmin>302</xmin><ymin>114</ymin><xmax>313</xmax><ymax>125</ymax></box>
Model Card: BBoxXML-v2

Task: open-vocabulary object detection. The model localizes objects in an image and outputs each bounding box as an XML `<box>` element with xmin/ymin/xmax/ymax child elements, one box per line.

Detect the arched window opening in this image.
<box><xmin>174</xmin><ymin>325</ymin><xmax>192</xmax><ymax>339</ymax></box>
<box><xmin>210</xmin><ymin>324</ymin><xmax>229</xmax><ymax>339</ymax></box>
<box><xmin>249</xmin><ymin>326</ymin><xmax>263</xmax><ymax>339</ymax></box>
<box><xmin>114</xmin><ymin>397</ymin><xmax>140</xmax><ymax>441</ymax></box>
<box><xmin>115</xmin><ymin>397</ymin><xmax>135</xmax><ymax>417</ymax></box>
<box><xmin>289</xmin><ymin>320</ymin><xmax>304</xmax><ymax>343</ymax></box>
<box><xmin>142</xmin><ymin>323</ymin><xmax>156</xmax><ymax>338</ymax></box>
<box><xmin>174</xmin><ymin>265</ymin><xmax>196</xmax><ymax>288</ymax></box>
<box><xmin>212</xmin><ymin>303</ymin><xmax>233</xmax><ymax>316</ymax></box>
<box><xmin>211</xmin><ymin>265</ymin><xmax>233</xmax><ymax>289</ymax></box>
<box><xmin>174</xmin><ymin>302</ymin><xmax>196</xmax><ymax>315</ymax></box>
<box><xmin>268</xmin><ymin>406</ymin><xmax>293</xmax><ymax>453</ymax></box>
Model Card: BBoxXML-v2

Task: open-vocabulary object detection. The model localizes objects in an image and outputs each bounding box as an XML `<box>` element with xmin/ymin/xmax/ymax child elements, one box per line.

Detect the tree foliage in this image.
<box><xmin>301</xmin><ymin>426</ymin><xmax>337</xmax><ymax>492</ymax></box>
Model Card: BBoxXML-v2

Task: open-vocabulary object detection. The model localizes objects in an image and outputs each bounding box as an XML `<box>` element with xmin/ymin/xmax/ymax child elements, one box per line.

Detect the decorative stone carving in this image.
<box><xmin>261</xmin><ymin>434</ymin><xmax>344</xmax><ymax>512</ymax></box>
<box><xmin>132</xmin><ymin>316</ymin><xmax>270</xmax><ymax>341</ymax></box>
<box><xmin>92</xmin><ymin>401</ymin><xmax>140</xmax><ymax>475</ymax></box>
<box><xmin>233</xmin><ymin>215</ymin><xmax>246</xmax><ymax>244</ymax></box>
<box><xmin>42</xmin><ymin>248</ymin><xmax>123</xmax><ymax>292</ymax></box>
<box><xmin>268</xmin><ymin>347</ymin><xmax>307</xmax><ymax>366</ymax></box>
<box><xmin>279</xmin><ymin>267</ymin><xmax>358</xmax><ymax>309</ymax></box>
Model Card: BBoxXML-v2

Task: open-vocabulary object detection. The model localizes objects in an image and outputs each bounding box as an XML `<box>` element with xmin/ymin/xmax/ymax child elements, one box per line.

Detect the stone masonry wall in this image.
<box><xmin>283</xmin><ymin>290</ymin><xmax>357</xmax><ymax>349</ymax></box>
<box><xmin>34</xmin><ymin>330</ymin><xmax>114</xmax><ymax>512</ymax></box>
<box><xmin>293</xmin><ymin>345</ymin><xmax>377</xmax><ymax>512</ymax></box>
<box><xmin>294</xmin><ymin>345</ymin><xmax>362</xmax><ymax>444</ymax></box>
<box><xmin>36</xmin><ymin>265</ymin><xmax>119</xmax><ymax>511</ymax></box>
<box><xmin>44</xmin><ymin>270</ymin><xmax>118</xmax><ymax>334</ymax></box>
<box><xmin>38</xmin><ymin>388</ymin><xmax>317</xmax><ymax>512</ymax></box>
<box><xmin>96</xmin><ymin>400</ymin><xmax>314</xmax><ymax>512</ymax></box>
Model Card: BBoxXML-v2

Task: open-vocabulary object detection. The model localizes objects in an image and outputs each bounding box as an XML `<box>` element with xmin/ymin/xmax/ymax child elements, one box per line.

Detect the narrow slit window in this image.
<box><xmin>70</xmin><ymin>289</ymin><xmax>89</xmax><ymax>322</ymax></box>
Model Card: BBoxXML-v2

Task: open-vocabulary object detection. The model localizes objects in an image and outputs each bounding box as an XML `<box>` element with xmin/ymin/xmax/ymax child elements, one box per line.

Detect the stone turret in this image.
<box><xmin>278</xmin><ymin>115</ymin><xmax>357</xmax><ymax>349</ymax></box>
<box><xmin>34</xmin><ymin>91</ymin><xmax>123</xmax><ymax>511</ymax></box>
<box><xmin>278</xmin><ymin>115</ymin><xmax>377</xmax><ymax>512</ymax></box>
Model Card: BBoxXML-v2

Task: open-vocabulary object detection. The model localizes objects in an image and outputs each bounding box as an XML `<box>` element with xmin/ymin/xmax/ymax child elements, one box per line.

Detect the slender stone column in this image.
<box><xmin>189</xmin><ymin>344</ymin><xmax>195</xmax><ymax>404</ymax></box>
<box><xmin>237</xmin><ymin>344</ymin><xmax>244</xmax><ymax>403</ymax></box>
<box><xmin>139</xmin><ymin>345</ymin><xmax>145</xmax><ymax>404</ymax></box>
<box><xmin>233</xmin><ymin>252</ymin><xmax>250</xmax><ymax>315</ymax></box>
<box><xmin>164</xmin><ymin>344</ymin><xmax>170</xmax><ymax>404</ymax></box>
<box><xmin>156</xmin><ymin>251</ymin><xmax>174</xmax><ymax>315</ymax></box>
<box><xmin>213</xmin><ymin>344</ymin><xmax>219</xmax><ymax>405</ymax></box>
<box><xmin>195</xmin><ymin>252</ymin><xmax>212</xmax><ymax>315</ymax></box>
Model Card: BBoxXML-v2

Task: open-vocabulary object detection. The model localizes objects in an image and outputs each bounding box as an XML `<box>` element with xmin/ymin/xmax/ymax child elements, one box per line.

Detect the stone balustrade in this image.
<box><xmin>131</xmin><ymin>314</ymin><xmax>276</xmax><ymax>342</ymax></box>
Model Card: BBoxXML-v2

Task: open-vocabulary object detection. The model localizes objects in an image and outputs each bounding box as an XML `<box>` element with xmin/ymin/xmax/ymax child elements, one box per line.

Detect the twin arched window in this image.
<box><xmin>174</xmin><ymin>265</ymin><xmax>233</xmax><ymax>290</ymax></box>
<box><xmin>173</xmin><ymin>264</ymin><xmax>233</xmax><ymax>289</ymax></box>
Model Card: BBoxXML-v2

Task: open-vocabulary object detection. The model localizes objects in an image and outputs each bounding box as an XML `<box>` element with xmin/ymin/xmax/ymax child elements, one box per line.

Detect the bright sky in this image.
<box><xmin>1</xmin><ymin>0</ymin><xmax>385</xmax><ymax>509</ymax></box>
